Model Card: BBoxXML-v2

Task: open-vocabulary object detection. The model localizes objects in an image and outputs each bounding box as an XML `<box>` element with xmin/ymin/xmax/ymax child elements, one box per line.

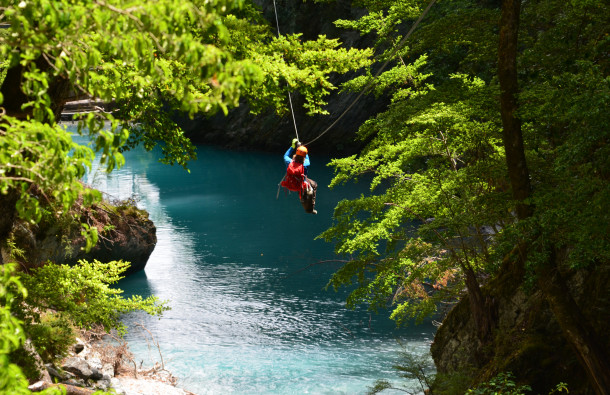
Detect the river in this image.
<box><xmin>76</xmin><ymin>127</ymin><xmax>436</xmax><ymax>394</ymax></box>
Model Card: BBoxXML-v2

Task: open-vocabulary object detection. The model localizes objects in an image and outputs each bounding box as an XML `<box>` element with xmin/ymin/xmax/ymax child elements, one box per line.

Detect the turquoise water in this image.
<box><xmin>80</xmin><ymin>133</ymin><xmax>435</xmax><ymax>394</ymax></box>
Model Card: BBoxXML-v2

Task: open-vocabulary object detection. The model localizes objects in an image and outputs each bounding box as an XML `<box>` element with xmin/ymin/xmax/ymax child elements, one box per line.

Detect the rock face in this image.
<box><xmin>430</xmin><ymin>264</ymin><xmax>610</xmax><ymax>394</ymax></box>
<box><xmin>65</xmin><ymin>203</ymin><xmax>157</xmax><ymax>276</ymax></box>
<box><xmin>181</xmin><ymin>89</ymin><xmax>387</xmax><ymax>157</ymax></box>
<box><xmin>6</xmin><ymin>198</ymin><xmax>156</xmax><ymax>276</ymax></box>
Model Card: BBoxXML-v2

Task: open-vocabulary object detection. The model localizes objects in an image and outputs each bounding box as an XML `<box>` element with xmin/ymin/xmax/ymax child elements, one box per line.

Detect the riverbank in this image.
<box><xmin>29</xmin><ymin>326</ymin><xmax>195</xmax><ymax>395</ymax></box>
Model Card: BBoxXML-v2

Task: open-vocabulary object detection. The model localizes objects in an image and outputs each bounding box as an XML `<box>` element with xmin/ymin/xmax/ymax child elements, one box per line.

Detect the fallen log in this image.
<box><xmin>28</xmin><ymin>381</ymin><xmax>95</xmax><ymax>395</ymax></box>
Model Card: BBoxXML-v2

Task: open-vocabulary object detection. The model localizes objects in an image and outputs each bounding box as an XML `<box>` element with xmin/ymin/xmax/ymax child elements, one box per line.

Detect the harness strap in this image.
<box><xmin>277</xmin><ymin>175</ymin><xmax>286</xmax><ymax>199</ymax></box>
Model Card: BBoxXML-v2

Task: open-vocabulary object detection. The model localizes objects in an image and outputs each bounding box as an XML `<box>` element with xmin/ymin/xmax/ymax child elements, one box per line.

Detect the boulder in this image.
<box><xmin>62</xmin><ymin>357</ymin><xmax>93</xmax><ymax>379</ymax></box>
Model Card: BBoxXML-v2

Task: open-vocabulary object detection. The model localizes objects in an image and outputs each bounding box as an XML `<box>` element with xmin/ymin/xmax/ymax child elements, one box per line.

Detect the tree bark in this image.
<box><xmin>464</xmin><ymin>265</ymin><xmax>495</xmax><ymax>343</ymax></box>
<box><xmin>0</xmin><ymin>62</ymin><xmax>31</xmax><ymax>119</ymax></box>
<box><xmin>0</xmin><ymin>189</ymin><xmax>19</xmax><ymax>264</ymax></box>
<box><xmin>498</xmin><ymin>0</ymin><xmax>531</xmax><ymax>221</ymax></box>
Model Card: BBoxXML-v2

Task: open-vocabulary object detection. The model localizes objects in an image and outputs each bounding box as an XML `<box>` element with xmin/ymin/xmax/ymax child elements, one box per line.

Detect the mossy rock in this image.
<box><xmin>4</xmin><ymin>192</ymin><xmax>156</xmax><ymax>276</ymax></box>
<box><xmin>431</xmin><ymin>263</ymin><xmax>610</xmax><ymax>394</ymax></box>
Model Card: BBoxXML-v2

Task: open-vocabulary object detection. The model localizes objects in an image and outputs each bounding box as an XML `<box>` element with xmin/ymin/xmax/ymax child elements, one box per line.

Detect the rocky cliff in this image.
<box><xmin>3</xmin><ymin>194</ymin><xmax>156</xmax><ymax>276</ymax></box>
<box><xmin>430</xmin><ymin>264</ymin><xmax>610</xmax><ymax>394</ymax></box>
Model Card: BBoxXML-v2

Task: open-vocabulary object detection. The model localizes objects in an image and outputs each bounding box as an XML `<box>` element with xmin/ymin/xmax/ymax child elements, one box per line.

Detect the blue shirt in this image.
<box><xmin>284</xmin><ymin>147</ymin><xmax>310</xmax><ymax>175</ymax></box>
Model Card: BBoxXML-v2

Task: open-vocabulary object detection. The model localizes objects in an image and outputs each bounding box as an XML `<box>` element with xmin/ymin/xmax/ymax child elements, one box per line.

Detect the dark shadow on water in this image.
<box><xmin>118</xmin><ymin>269</ymin><xmax>151</xmax><ymax>298</ymax></box>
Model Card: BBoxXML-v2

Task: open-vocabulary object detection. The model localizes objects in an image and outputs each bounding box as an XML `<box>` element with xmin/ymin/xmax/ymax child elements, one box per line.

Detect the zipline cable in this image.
<box><xmin>276</xmin><ymin>0</ymin><xmax>436</xmax><ymax>199</ymax></box>
<box><xmin>303</xmin><ymin>0</ymin><xmax>437</xmax><ymax>146</ymax></box>
<box><xmin>272</xmin><ymin>0</ymin><xmax>300</xmax><ymax>142</ymax></box>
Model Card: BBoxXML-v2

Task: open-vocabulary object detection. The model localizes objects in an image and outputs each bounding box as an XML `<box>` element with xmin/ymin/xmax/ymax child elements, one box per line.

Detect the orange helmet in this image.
<box><xmin>296</xmin><ymin>146</ymin><xmax>308</xmax><ymax>157</ymax></box>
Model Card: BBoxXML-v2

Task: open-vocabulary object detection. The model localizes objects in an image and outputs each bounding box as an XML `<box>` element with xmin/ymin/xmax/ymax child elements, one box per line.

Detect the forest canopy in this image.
<box><xmin>320</xmin><ymin>0</ymin><xmax>609</xmax><ymax>393</ymax></box>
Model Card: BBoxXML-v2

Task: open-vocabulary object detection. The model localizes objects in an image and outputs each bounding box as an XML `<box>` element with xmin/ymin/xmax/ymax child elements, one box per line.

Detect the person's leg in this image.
<box><xmin>309</xmin><ymin>179</ymin><xmax>317</xmax><ymax>208</ymax></box>
<box><xmin>299</xmin><ymin>185</ymin><xmax>309</xmax><ymax>212</ymax></box>
<box><xmin>302</xmin><ymin>179</ymin><xmax>317</xmax><ymax>214</ymax></box>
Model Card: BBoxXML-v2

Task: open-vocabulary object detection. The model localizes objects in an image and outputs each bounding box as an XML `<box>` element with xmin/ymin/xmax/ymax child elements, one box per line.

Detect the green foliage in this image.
<box><xmin>0</xmin><ymin>264</ymin><xmax>65</xmax><ymax>395</ymax></box>
<box><xmin>102</xmin><ymin>224</ymin><xmax>116</xmax><ymax>235</ymax></box>
<box><xmin>466</xmin><ymin>372</ymin><xmax>532</xmax><ymax>395</ymax></box>
<box><xmin>0</xmin><ymin>0</ymin><xmax>370</xmax><ymax>388</ymax></box>
<box><xmin>432</xmin><ymin>369</ymin><xmax>476</xmax><ymax>395</ymax></box>
<box><xmin>0</xmin><ymin>0</ymin><xmax>371</xmax><ymax>228</ymax></box>
<box><xmin>321</xmin><ymin>0</ymin><xmax>608</xmax><ymax>390</ymax></box>
<box><xmin>0</xmin><ymin>57</ymin><xmax>7</xmax><ymax>87</ymax></box>
<box><xmin>0</xmin><ymin>1</ymin><xmax>370</xmax><ymax>382</ymax></box>
<box><xmin>515</xmin><ymin>0</ymin><xmax>610</xmax><ymax>273</ymax></box>
<box><xmin>80</xmin><ymin>223</ymin><xmax>99</xmax><ymax>253</ymax></box>
<box><xmin>368</xmin><ymin>350</ymin><xmax>435</xmax><ymax>394</ymax></box>
<box><xmin>244</xmin><ymin>34</ymin><xmax>373</xmax><ymax>116</ymax></box>
<box><xmin>18</xmin><ymin>260</ymin><xmax>169</xmax><ymax>336</ymax></box>
<box><xmin>321</xmin><ymin>72</ymin><xmax>510</xmax><ymax>323</ymax></box>
<box><xmin>549</xmin><ymin>382</ymin><xmax>569</xmax><ymax>394</ymax></box>
<box><xmin>28</xmin><ymin>312</ymin><xmax>76</xmax><ymax>363</ymax></box>
<box><xmin>9</xmin><ymin>311</ymin><xmax>75</xmax><ymax>380</ymax></box>
<box><xmin>0</xmin><ymin>264</ymin><xmax>27</xmax><ymax>354</ymax></box>
<box><xmin>0</xmin><ymin>117</ymin><xmax>99</xmax><ymax>223</ymax></box>
<box><xmin>0</xmin><ymin>354</ymin><xmax>30</xmax><ymax>394</ymax></box>
<box><xmin>519</xmin><ymin>61</ymin><xmax>610</xmax><ymax>271</ymax></box>
<box><xmin>2</xmin><ymin>259</ymin><xmax>167</xmax><ymax>380</ymax></box>
<box><xmin>0</xmin><ymin>264</ymin><xmax>38</xmax><ymax>393</ymax></box>
<box><xmin>322</xmin><ymin>0</ymin><xmax>609</xmax><ymax>324</ymax></box>
<box><xmin>5</xmin><ymin>233</ymin><xmax>26</xmax><ymax>262</ymax></box>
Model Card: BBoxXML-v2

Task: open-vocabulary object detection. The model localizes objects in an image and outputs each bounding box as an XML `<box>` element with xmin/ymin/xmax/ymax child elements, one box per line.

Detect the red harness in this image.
<box><xmin>281</xmin><ymin>161</ymin><xmax>308</xmax><ymax>198</ymax></box>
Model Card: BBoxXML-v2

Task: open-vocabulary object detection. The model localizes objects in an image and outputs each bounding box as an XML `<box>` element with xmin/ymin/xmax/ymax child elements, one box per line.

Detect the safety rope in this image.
<box><xmin>272</xmin><ymin>0</ymin><xmax>300</xmax><ymax>142</ymax></box>
<box><xmin>302</xmin><ymin>0</ymin><xmax>437</xmax><ymax>146</ymax></box>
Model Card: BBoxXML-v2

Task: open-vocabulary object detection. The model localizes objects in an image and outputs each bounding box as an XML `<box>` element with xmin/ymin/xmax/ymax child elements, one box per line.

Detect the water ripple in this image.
<box><xmin>79</xmin><ymin>140</ymin><xmax>438</xmax><ymax>395</ymax></box>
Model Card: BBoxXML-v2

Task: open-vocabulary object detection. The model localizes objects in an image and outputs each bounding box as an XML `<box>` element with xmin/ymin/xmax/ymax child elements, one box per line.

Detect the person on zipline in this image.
<box><xmin>284</xmin><ymin>138</ymin><xmax>310</xmax><ymax>175</ymax></box>
<box><xmin>281</xmin><ymin>145</ymin><xmax>317</xmax><ymax>215</ymax></box>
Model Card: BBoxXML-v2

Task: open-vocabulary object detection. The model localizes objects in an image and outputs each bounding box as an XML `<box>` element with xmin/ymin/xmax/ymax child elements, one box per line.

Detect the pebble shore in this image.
<box><xmin>29</xmin><ymin>329</ymin><xmax>194</xmax><ymax>395</ymax></box>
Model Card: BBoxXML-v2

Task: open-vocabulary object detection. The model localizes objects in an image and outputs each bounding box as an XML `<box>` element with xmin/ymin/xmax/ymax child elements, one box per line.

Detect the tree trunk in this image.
<box><xmin>0</xmin><ymin>62</ymin><xmax>31</xmax><ymax>119</ymax></box>
<box><xmin>498</xmin><ymin>0</ymin><xmax>531</xmax><ymax>221</ymax></box>
<box><xmin>0</xmin><ymin>189</ymin><xmax>19</xmax><ymax>264</ymax></box>
<box><xmin>48</xmin><ymin>74</ymin><xmax>72</xmax><ymax>121</ymax></box>
<box><xmin>463</xmin><ymin>265</ymin><xmax>495</xmax><ymax>344</ymax></box>
<box><xmin>1</xmin><ymin>54</ymin><xmax>72</xmax><ymax>121</ymax></box>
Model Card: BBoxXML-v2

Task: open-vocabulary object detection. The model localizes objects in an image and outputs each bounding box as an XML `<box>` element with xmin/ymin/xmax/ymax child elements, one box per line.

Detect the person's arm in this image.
<box><xmin>283</xmin><ymin>148</ymin><xmax>294</xmax><ymax>167</ymax></box>
<box><xmin>303</xmin><ymin>154</ymin><xmax>310</xmax><ymax>175</ymax></box>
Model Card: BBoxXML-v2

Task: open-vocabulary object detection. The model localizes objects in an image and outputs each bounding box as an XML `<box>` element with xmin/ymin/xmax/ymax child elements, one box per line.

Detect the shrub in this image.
<box><xmin>466</xmin><ymin>372</ymin><xmax>532</xmax><ymax>395</ymax></box>
<box><xmin>6</xmin><ymin>259</ymin><xmax>169</xmax><ymax>380</ymax></box>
